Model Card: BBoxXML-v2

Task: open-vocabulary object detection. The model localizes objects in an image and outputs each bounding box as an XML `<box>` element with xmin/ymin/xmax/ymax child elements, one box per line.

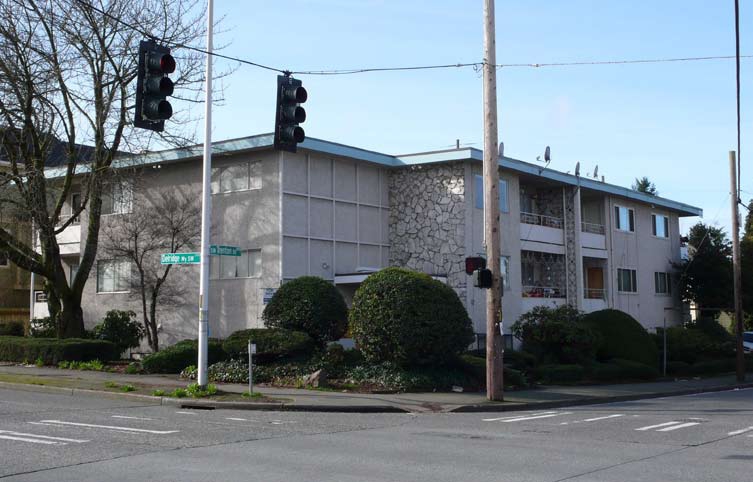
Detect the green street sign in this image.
<box><xmin>161</xmin><ymin>253</ymin><xmax>201</xmax><ymax>265</ymax></box>
<box><xmin>210</xmin><ymin>245</ymin><xmax>241</xmax><ymax>257</ymax></box>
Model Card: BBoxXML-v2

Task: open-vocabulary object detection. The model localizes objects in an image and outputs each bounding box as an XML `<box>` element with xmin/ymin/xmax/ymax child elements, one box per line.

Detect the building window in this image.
<box><xmin>614</xmin><ymin>205</ymin><xmax>634</xmax><ymax>232</ymax></box>
<box><xmin>101</xmin><ymin>182</ymin><xmax>132</xmax><ymax>215</ymax></box>
<box><xmin>96</xmin><ymin>259</ymin><xmax>130</xmax><ymax>293</ymax></box>
<box><xmin>617</xmin><ymin>268</ymin><xmax>637</xmax><ymax>293</ymax></box>
<box><xmin>211</xmin><ymin>249</ymin><xmax>261</xmax><ymax>279</ymax></box>
<box><xmin>500</xmin><ymin>256</ymin><xmax>511</xmax><ymax>289</ymax></box>
<box><xmin>655</xmin><ymin>272</ymin><xmax>671</xmax><ymax>295</ymax></box>
<box><xmin>212</xmin><ymin>161</ymin><xmax>262</xmax><ymax>194</ymax></box>
<box><xmin>69</xmin><ymin>192</ymin><xmax>82</xmax><ymax>224</ymax></box>
<box><xmin>474</xmin><ymin>175</ymin><xmax>509</xmax><ymax>212</ymax></box>
<box><xmin>652</xmin><ymin>214</ymin><xmax>669</xmax><ymax>238</ymax></box>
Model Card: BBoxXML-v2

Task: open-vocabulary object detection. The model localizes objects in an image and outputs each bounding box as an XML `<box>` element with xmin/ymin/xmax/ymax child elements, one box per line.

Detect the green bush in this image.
<box><xmin>534</xmin><ymin>364</ymin><xmax>585</xmax><ymax>384</ymax></box>
<box><xmin>30</xmin><ymin>317</ymin><xmax>56</xmax><ymax>338</ymax></box>
<box><xmin>663</xmin><ymin>326</ymin><xmax>733</xmax><ymax>364</ymax></box>
<box><xmin>93</xmin><ymin>310</ymin><xmax>144</xmax><ymax>354</ymax></box>
<box><xmin>457</xmin><ymin>354</ymin><xmax>528</xmax><ymax>388</ymax></box>
<box><xmin>591</xmin><ymin>359</ymin><xmax>658</xmax><ymax>382</ymax></box>
<box><xmin>510</xmin><ymin>305</ymin><xmax>600</xmax><ymax>365</ymax></box>
<box><xmin>581</xmin><ymin>309</ymin><xmax>658</xmax><ymax>367</ymax></box>
<box><xmin>349</xmin><ymin>268</ymin><xmax>473</xmax><ymax>367</ymax></box>
<box><xmin>503</xmin><ymin>350</ymin><xmax>537</xmax><ymax>370</ymax></box>
<box><xmin>691</xmin><ymin>358</ymin><xmax>737</xmax><ymax>375</ymax></box>
<box><xmin>141</xmin><ymin>338</ymin><xmax>226</xmax><ymax>374</ymax></box>
<box><xmin>667</xmin><ymin>360</ymin><xmax>693</xmax><ymax>376</ymax></box>
<box><xmin>0</xmin><ymin>336</ymin><xmax>118</xmax><ymax>365</ymax></box>
<box><xmin>0</xmin><ymin>321</ymin><xmax>24</xmax><ymax>337</ymax></box>
<box><xmin>222</xmin><ymin>328</ymin><xmax>315</xmax><ymax>363</ymax></box>
<box><xmin>263</xmin><ymin>276</ymin><xmax>348</xmax><ymax>345</ymax></box>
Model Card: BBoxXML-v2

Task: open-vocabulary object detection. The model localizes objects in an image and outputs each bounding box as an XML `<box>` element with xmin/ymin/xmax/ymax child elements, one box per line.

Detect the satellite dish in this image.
<box><xmin>593</xmin><ymin>165</ymin><xmax>599</xmax><ymax>179</ymax></box>
<box><xmin>498</xmin><ymin>141</ymin><xmax>504</xmax><ymax>158</ymax></box>
<box><xmin>575</xmin><ymin>162</ymin><xmax>581</xmax><ymax>177</ymax></box>
<box><xmin>544</xmin><ymin>146</ymin><xmax>551</xmax><ymax>162</ymax></box>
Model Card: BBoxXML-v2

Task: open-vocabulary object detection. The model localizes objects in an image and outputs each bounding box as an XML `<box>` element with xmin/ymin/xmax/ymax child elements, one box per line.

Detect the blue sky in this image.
<box><xmin>199</xmin><ymin>1</ymin><xmax>751</xmax><ymax>235</ymax></box>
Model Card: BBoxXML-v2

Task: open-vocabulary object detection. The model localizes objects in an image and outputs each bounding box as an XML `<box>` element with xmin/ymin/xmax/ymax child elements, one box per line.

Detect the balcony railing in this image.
<box><xmin>520</xmin><ymin>212</ymin><xmax>564</xmax><ymax>229</ymax></box>
<box><xmin>584</xmin><ymin>288</ymin><xmax>606</xmax><ymax>300</ymax></box>
<box><xmin>523</xmin><ymin>285</ymin><xmax>565</xmax><ymax>298</ymax></box>
<box><xmin>581</xmin><ymin>222</ymin><xmax>605</xmax><ymax>235</ymax></box>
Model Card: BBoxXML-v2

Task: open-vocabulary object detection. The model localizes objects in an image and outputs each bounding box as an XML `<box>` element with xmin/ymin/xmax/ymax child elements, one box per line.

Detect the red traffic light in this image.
<box><xmin>148</xmin><ymin>52</ymin><xmax>176</xmax><ymax>74</ymax></box>
<box><xmin>465</xmin><ymin>256</ymin><xmax>487</xmax><ymax>275</ymax></box>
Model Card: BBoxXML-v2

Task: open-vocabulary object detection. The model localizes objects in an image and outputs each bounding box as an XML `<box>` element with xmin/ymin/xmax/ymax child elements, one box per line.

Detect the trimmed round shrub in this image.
<box><xmin>581</xmin><ymin>309</ymin><xmax>658</xmax><ymax>367</ymax></box>
<box><xmin>263</xmin><ymin>277</ymin><xmax>348</xmax><ymax>345</ymax></box>
<box><xmin>510</xmin><ymin>305</ymin><xmax>600</xmax><ymax>365</ymax></box>
<box><xmin>93</xmin><ymin>310</ymin><xmax>144</xmax><ymax>354</ymax></box>
<box><xmin>141</xmin><ymin>339</ymin><xmax>226</xmax><ymax>374</ymax></box>
<box><xmin>222</xmin><ymin>328</ymin><xmax>315</xmax><ymax>363</ymax></box>
<box><xmin>349</xmin><ymin>267</ymin><xmax>474</xmax><ymax>367</ymax></box>
<box><xmin>0</xmin><ymin>321</ymin><xmax>25</xmax><ymax>337</ymax></box>
<box><xmin>534</xmin><ymin>364</ymin><xmax>585</xmax><ymax>384</ymax></box>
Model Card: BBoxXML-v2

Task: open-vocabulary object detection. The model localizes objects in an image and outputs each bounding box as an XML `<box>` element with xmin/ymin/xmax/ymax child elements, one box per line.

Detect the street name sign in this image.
<box><xmin>161</xmin><ymin>253</ymin><xmax>201</xmax><ymax>265</ymax></box>
<box><xmin>210</xmin><ymin>245</ymin><xmax>241</xmax><ymax>256</ymax></box>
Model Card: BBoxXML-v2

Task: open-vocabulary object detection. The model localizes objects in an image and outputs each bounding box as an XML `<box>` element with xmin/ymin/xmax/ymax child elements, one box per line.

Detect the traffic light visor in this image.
<box><xmin>148</xmin><ymin>53</ymin><xmax>176</xmax><ymax>73</ymax></box>
<box><xmin>283</xmin><ymin>85</ymin><xmax>307</xmax><ymax>103</ymax></box>
<box><xmin>465</xmin><ymin>256</ymin><xmax>487</xmax><ymax>275</ymax></box>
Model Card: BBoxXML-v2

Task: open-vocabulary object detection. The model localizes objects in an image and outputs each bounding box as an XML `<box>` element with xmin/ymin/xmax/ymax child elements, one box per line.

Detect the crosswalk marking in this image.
<box><xmin>0</xmin><ymin>430</ymin><xmax>87</xmax><ymax>443</ymax></box>
<box><xmin>500</xmin><ymin>412</ymin><xmax>572</xmax><ymax>423</ymax></box>
<box><xmin>483</xmin><ymin>412</ymin><xmax>557</xmax><ymax>422</ymax></box>
<box><xmin>226</xmin><ymin>417</ymin><xmax>247</xmax><ymax>421</ymax></box>
<box><xmin>656</xmin><ymin>422</ymin><xmax>700</xmax><ymax>432</ymax></box>
<box><xmin>0</xmin><ymin>434</ymin><xmax>59</xmax><ymax>445</ymax></box>
<box><xmin>583</xmin><ymin>414</ymin><xmax>624</xmax><ymax>422</ymax></box>
<box><xmin>728</xmin><ymin>426</ymin><xmax>753</xmax><ymax>436</ymax></box>
<box><xmin>112</xmin><ymin>415</ymin><xmax>153</xmax><ymax>421</ymax></box>
<box><xmin>635</xmin><ymin>421</ymin><xmax>682</xmax><ymax>431</ymax></box>
<box><xmin>31</xmin><ymin>420</ymin><xmax>179</xmax><ymax>435</ymax></box>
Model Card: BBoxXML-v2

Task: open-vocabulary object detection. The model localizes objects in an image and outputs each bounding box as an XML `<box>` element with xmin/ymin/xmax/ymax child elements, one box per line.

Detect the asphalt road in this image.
<box><xmin>0</xmin><ymin>386</ymin><xmax>751</xmax><ymax>482</ymax></box>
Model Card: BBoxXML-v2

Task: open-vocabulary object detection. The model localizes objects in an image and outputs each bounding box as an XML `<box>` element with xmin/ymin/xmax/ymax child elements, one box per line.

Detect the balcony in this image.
<box><xmin>583</xmin><ymin>258</ymin><xmax>608</xmax><ymax>312</ymax></box>
<box><xmin>581</xmin><ymin>222</ymin><xmax>605</xmax><ymax>235</ymax></box>
<box><xmin>519</xmin><ymin>212</ymin><xmax>565</xmax><ymax>247</ymax></box>
<box><xmin>55</xmin><ymin>222</ymin><xmax>81</xmax><ymax>255</ymax></box>
<box><xmin>521</xmin><ymin>212</ymin><xmax>564</xmax><ymax>229</ymax></box>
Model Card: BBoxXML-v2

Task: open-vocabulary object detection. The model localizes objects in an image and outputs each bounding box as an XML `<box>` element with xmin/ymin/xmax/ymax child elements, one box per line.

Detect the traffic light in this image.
<box><xmin>134</xmin><ymin>40</ymin><xmax>176</xmax><ymax>132</ymax></box>
<box><xmin>465</xmin><ymin>256</ymin><xmax>487</xmax><ymax>275</ymax></box>
<box><xmin>274</xmin><ymin>75</ymin><xmax>307</xmax><ymax>153</ymax></box>
<box><xmin>473</xmin><ymin>268</ymin><xmax>493</xmax><ymax>289</ymax></box>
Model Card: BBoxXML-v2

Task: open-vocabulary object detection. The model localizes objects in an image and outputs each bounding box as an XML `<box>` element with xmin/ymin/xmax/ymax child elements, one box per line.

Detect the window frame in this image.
<box><xmin>651</xmin><ymin>213</ymin><xmax>670</xmax><ymax>239</ymax></box>
<box><xmin>101</xmin><ymin>181</ymin><xmax>133</xmax><ymax>216</ymax></box>
<box><xmin>654</xmin><ymin>271</ymin><xmax>672</xmax><ymax>295</ymax></box>
<box><xmin>614</xmin><ymin>205</ymin><xmax>635</xmax><ymax>232</ymax></box>
<box><xmin>474</xmin><ymin>175</ymin><xmax>509</xmax><ymax>213</ymax></box>
<box><xmin>96</xmin><ymin>259</ymin><xmax>131</xmax><ymax>293</ymax></box>
<box><xmin>617</xmin><ymin>268</ymin><xmax>637</xmax><ymax>293</ymax></box>
<box><xmin>210</xmin><ymin>248</ymin><xmax>262</xmax><ymax>280</ymax></box>
<box><xmin>211</xmin><ymin>161</ymin><xmax>263</xmax><ymax>195</ymax></box>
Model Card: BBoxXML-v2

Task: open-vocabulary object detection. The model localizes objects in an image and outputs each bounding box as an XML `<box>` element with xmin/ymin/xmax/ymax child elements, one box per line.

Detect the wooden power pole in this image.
<box><xmin>483</xmin><ymin>0</ymin><xmax>504</xmax><ymax>401</ymax></box>
<box><xmin>729</xmin><ymin>151</ymin><xmax>746</xmax><ymax>383</ymax></box>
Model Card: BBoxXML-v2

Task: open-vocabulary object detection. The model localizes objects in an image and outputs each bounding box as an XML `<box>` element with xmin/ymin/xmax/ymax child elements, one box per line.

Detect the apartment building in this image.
<box><xmin>36</xmin><ymin>134</ymin><xmax>701</xmax><ymax>347</ymax></box>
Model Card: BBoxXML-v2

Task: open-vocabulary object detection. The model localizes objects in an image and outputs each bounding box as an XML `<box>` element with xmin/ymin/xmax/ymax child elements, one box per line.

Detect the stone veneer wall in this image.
<box><xmin>388</xmin><ymin>162</ymin><xmax>467</xmax><ymax>302</ymax></box>
<box><xmin>563</xmin><ymin>186</ymin><xmax>578</xmax><ymax>305</ymax></box>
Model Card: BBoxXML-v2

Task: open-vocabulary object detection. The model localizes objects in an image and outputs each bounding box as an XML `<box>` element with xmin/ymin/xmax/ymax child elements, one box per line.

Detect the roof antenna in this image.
<box><xmin>593</xmin><ymin>165</ymin><xmax>599</xmax><ymax>179</ymax></box>
<box><xmin>456</xmin><ymin>139</ymin><xmax>460</xmax><ymax>149</ymax></box>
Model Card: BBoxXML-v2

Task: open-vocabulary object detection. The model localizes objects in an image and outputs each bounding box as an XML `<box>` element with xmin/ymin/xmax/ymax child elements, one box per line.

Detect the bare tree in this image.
<box><xmin>101</xmin><ymin>187</ymin><xmax>201</xmax><ymax>352</ymax></box>
<box><xmin>0</xmin><ymin>0</ymin><xmax>224</xmax><ymax>337</ymax></box>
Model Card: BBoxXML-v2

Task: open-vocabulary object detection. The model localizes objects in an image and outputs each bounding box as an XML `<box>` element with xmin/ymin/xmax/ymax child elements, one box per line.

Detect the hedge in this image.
<box><xmin>222</xmin><ymin>328</ymin><xmax>315</xmax><ymax>363</ymax></box>
<box><xmin>349</xmin><ymin>267</ymin><xmax>474</xmax><ymax>367</ymax></box>
<box><xmin>141</xmin><ymin>339</ymin><xmax>226</xmax><ymax>374</ymax></box>
<box><xmin>263</xmin><ymin>276</ymin><xmax>348</xmax><ymax>345</ymax></box>
<box><xmin>0</xmin><ymin>336</ymin><xmax>118</xmax><ymax>365</ymax></box>
<box><xmin>591</xmin><ymin>359</ymin><xmax>659</xmax><ymax>382</ymax></box>
<box><xmin>0</xmin><ymin>321</ymin><xmax>24</xmax><ymax>337</ymax></box>
<box><xmin>534</xmin><ymin>364</ymin><xmax>585</xmax><ymax>384</ymax></box>
<box><xmin>581</xmin><ymin>309</ymin><xmax>658</xmax><ymax>367</ymax></box>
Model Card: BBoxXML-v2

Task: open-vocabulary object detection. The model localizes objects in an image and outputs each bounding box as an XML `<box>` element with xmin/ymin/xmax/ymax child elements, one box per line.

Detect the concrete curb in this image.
<box><xmin>164</xmin><ymin>398</ymin><xmax>410</xmax><ymax>413</ymax></box>
<box><xmin>449</xmin><ymin>382</ymin><xmax>753</xmax><ymax>413</ymax></box>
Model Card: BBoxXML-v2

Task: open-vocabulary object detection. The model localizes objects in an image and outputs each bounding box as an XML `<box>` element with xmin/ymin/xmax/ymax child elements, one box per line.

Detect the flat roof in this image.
<box><xmin>45</xmin><ymin>134</ymin><xmax>701</xmax><ymax>217</ymax></box>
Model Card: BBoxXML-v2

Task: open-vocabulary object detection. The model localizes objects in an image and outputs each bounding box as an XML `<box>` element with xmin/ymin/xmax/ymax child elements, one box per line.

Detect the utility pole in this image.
<box><xmin>729</xmin><ymin>151</ymin><xmax>745</xmax><ymax>383</ymax></box>
<box><xmin>197</xmin><ymin>0</ymin><xmax>214</xmax><ymax>389</ymax></box>
<box><xmin>483</xmin><ymin>0</ymin><xmax>504</xmax><ymax>401</ymax></box>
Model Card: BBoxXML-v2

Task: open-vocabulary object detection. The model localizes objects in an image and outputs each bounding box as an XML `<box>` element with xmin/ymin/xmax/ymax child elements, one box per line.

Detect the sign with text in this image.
<box><xmin>160</xmin><ymin>252</ymin><xmax>201</xmax><ymax>265</ymax></box>
<box><xmin>210</xmin><ymin>245</ymin><xmax>241</xmax><ymax>257</ymax></box>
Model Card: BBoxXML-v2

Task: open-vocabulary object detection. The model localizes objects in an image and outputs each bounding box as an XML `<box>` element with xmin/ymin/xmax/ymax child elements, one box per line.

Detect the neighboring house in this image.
<box><xmin>39</xmin><ymin>134</ymin><xmax>702</xmax><ymax>347</ymax></box>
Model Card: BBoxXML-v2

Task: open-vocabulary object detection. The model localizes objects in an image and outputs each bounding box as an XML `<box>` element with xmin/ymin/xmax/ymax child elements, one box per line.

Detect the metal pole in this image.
<box><xmin>197</xmin><ymin>0</ymin><xmax>214</xmax><ymax>389</ymax></box>
<box><xmin>248</xmin><ymin>340</ymin><xmax>253</xmax><ymax>394</ymax></box>
<box><xmin>662</xmin><ymin>313</ymin><xmax>667</xmax><ymax>377</ymax></box>
<box><xmin>729</xmin><ymin>151</ymin><xmax>745</xmax><ymax>382</ymax></box>
<box><xmin>483</xmin><ymin>0</ymin><xmax>504</xmax><ymax>401</ymax></box>
<box><xmin>29</xmin><ymin>220</ymin><xmax>35</xmax><ymax>331</ymax></box>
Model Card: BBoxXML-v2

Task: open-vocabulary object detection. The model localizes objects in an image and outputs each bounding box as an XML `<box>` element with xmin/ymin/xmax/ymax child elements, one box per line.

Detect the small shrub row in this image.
<box><xmin>141</xmin><ymin>339</ymin><xmax>225</xmax><ymax>374</ymax></box>
<box><xmin>667</xmin><ymin>358</ymin><xmax>739</xmax><ymax>376</ymax></box>
<box><xmin>222</xmin><ymin>328</ymin><xmax>315</xmax><ymax>363</ymax></box>
<box><xmin>590</xmin><ymin>359</ymin><xmax>659</xmax><ymax>382</ymax></box>
<box><xmin>0</xmin><ymin>321</ymin><xmax>25</xmax><ymax>337</ymax></box>
<box><xmin>0</xmin><ymin>336</ymin><xmax>118</xmax><ymax>365</ymax></box>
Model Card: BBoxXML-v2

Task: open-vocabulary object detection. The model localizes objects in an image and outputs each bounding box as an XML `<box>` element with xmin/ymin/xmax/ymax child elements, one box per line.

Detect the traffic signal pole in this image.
<box><xmin>482</xmin><ymin>0</ymin><xmax>504</xmax><ymax>401</ymax></box>
<box><xmin>197</xmin><ymin>0</ymin><xmax>214</xmax><ymax>389</ymax></box>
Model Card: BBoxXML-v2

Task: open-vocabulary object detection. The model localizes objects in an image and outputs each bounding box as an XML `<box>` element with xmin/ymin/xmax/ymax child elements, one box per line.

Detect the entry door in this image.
<box><xmin>586</xmin><ymin>267</ymin><xmax>604</xmax><ymax>298</ymax></box>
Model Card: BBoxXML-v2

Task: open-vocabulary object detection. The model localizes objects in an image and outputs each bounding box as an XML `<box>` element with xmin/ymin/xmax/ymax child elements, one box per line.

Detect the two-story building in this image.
<box><xmin>39</xmin><ymin>134</ymin><xmax>701</xmax><ymax>347</ymax></box>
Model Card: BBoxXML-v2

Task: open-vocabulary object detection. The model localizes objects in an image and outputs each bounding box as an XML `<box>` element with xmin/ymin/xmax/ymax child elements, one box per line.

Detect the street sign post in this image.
<box><xmin>209</xmin><ymin>245</ymin><xmax>241</xmax><ymax>256</ymax></box>
<box><xmin>160</xmin><ymin>253</ymin><xmax>201</xmax><ymax>265</ymax></box>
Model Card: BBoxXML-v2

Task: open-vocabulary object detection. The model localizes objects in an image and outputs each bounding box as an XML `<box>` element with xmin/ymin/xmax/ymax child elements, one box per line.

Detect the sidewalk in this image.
<box><xmin>1</xmin><ymin>364</ymin><xmax>751</xmax><ymax>413</ymax></box>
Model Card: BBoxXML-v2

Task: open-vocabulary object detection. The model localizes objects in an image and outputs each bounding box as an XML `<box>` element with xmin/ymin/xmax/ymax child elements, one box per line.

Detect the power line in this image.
<box><xmin>75</xmin><ymin>0</ymin><xmax>752</xmax><ymax>77</ymax></box>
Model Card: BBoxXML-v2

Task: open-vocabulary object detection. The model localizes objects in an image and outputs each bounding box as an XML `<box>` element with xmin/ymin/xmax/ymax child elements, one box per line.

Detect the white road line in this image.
<box><xmin>501</xmin><ymin>412</ymin><xmax>572</xmax><ymax>423</ymax></box>
<box><xmin>32</xmin><ymin>420</ymin><xmax>179</xmax><ymax>435</ymax></box>
<box><xmin>226</xmin><ymin>417</ymin><xmax>247</xmax><ymax>421</ymax></box>
<box><xmin>635</xmin><ymin>421</ymin><xmax>682</xmax><ymax>431</ymax></box>
<box><xmin>657</xmin><ymin>422</ymin><xmax>700</xmax><ymax>432</ymax></box>
<box><xmin>0</xmin><ymin>434</ymin><xmax>60</xmax><ymax>445</ymax></box>
<box><xmin>112</xmin><ymin>415</ymin><xmax>153</xmax><ymax>421</ymax></box>
<box><xmin>0</xmin><ymin>430</ymin><xmax>88</xmax><ymax>443</ymax></box>
<box><xmin>483</xmin><ymin>412</ymin><xmax>557</xmax><ymax>422</ymax></box>
<box><xmin>728</xmin><ymin>427</ymin><xmax>753</xmax><ymax>436</ymax></box>
<box><xmin>583</xmin><ymin>414</ymin><xmax>624</xmax><ymax>422</ymax></box>
<box><xmin>175</xmin><ymin>411</ymin><xmax>196</xmax><ymax>415</ymax></box>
